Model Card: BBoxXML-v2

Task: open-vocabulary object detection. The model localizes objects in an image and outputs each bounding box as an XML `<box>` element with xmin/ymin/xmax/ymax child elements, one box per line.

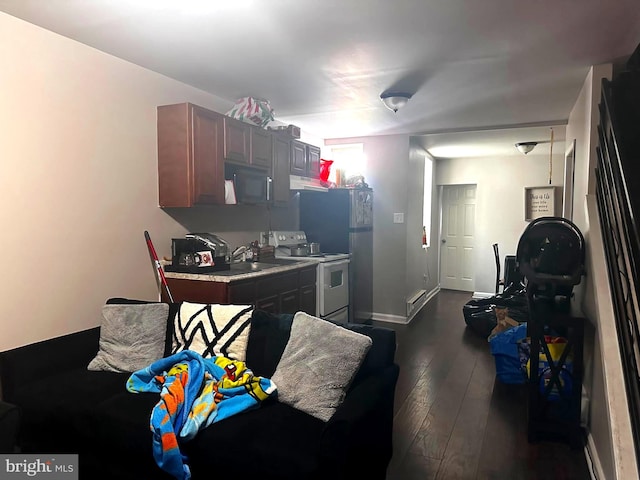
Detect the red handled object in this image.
<box><xmin>319</xmin><ymin>159</ymin><xmax>333</xmax><ymax>182</ymax></box>
<box><xmin>144</xmin><ymin>230</ymin><xmax>174</xmax><ymax>303</ymax></box>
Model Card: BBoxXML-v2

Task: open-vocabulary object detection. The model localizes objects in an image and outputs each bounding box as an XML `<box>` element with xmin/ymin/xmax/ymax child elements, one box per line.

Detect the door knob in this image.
<box><xmin>441</xmin><ymin>239</ymin><xmax>446</xmax><ymax>244</ymax></box>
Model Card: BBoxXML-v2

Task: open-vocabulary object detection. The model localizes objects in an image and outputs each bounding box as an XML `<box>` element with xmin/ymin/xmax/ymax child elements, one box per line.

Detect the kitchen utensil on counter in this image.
<box><xmin>290</xmin><ymin>244</ymin><xmax>310</xmax><ymax>257</ymax></box>
<box><xmin>251</xmin><ymin>244</ymin><xmax>275</xmax><ymax>261</ymax></box>
<box><xmin>309</xmin><ymin>242</ymin><xmax>321</xmax><ymax>255</ymax></box>
<box><xmin>165</xmin><ymin>233</ymin><xmax>231</xmax><ymax>273</ymax></box>
<box><xmin>144</xmin><ymin>230</ymin><xmax>174</xmax><ymax>303</ymax></box>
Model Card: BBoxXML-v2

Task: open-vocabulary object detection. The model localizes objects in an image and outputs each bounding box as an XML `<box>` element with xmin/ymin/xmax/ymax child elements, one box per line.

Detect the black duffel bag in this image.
<box><xmin>463</xmin><ymin>283</ymin><xmax>529</xmax><ymax>338</ymax></box>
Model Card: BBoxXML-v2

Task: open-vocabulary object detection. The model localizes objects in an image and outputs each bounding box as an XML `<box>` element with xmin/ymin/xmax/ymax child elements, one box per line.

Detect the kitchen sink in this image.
<box><xmin>256</xmin><ymin>257</ymin><xmax>301</xmax><ymax>266</ymax></box>
<box><xmin>229</xmin><ymin>261</ymin><xmax>282</xmax><ymax>273</ymax></box>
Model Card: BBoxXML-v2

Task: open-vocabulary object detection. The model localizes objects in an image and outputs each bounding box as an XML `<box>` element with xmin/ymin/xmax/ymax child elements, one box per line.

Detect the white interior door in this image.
<box><xmin>440</xmin><ymin>184</ymin><xmax>477</xmax><ymax>291</ymax></box>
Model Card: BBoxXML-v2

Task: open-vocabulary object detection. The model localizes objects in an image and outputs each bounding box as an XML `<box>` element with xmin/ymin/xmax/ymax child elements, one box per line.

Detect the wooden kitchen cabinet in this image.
<box><xmin>163</xmin><ymin>265</ymin><xmax>317</xmax><ymax>316</ymax></box>
<box><xmin>224</xmin><ymin>116</ymin><xmax>274</xmax><ymax>170</ymax></box>
<box><xmin>290</xmin><ymin>140</ymin><xmax>321</xmax><ymax>178</ymax></box>
<box><xmin>290</xmin><ymin>140</ymin><xmax>307</xmax><ymax>176</ymax></box>
<box><xmin>272</xmin><ymin>135</ymin><xmax>291</xmax><ymax>205</ymax></box>
<box><xmin>279</xmin><ymin>289</ymin><xmax>300</xmax><ymax>313</ymax></box>
<box><xmin>251</xmin><ymin>127</ymin><xmax>273</xmax><ymax>169</ymax></box>
<box><xmin>307</xmin><ymin>144</ymin><xmax>321</xmax><ymax>178</ymax></box>
<box><xmin>158</xmin><ymin>103</ymin><xmax>225</xmax><ymax>207</ymax></box>
<box><xmin>227</xmin><ymin>280</ymin><xmax>255</xmax><ymax>305</ymax></box>
<box><xmin>299</xmin><ymin>267</ymin><xmax>317</xmax><ymax>314</ymax></box>
<box><xmin>223</xmin><ymin>116</ymin><xmax>251</xmax><ymax>165</ymax></box>
<box><xmin>256</xmin><ymin>271</ymin><xmax>299</xmax><ymax>313</ymax></box>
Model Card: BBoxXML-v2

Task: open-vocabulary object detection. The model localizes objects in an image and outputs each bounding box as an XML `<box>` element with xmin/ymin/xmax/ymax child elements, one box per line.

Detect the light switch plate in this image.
<box><xmin>393</xmin><ymin>213</ymin><xmax>404</xmax><ymax>224</ymax></box>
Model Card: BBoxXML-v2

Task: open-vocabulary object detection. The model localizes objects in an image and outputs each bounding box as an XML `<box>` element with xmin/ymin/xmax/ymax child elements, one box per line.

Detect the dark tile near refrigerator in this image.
<box><xmin>385</xmin><ymin>290</ymin><xmax>590</xmax><ymax>480</ymax></box>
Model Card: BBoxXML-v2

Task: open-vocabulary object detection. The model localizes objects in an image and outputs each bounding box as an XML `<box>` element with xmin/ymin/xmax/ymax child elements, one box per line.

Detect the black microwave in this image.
<box><xmin>230</xmin><ymin>167</ymin><xmax>272</xmax><ymax>204</ymax></box>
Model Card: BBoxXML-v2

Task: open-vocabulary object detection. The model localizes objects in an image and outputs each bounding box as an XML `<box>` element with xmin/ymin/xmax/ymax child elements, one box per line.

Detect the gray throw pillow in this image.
<box><xmin>271</xmin><ymin>311</ymin><xmax>372</xmax><ymax>422</ymax></box>
<box><xmin>88</xmin><ymin>303</ymin><xmax>169</xmax><ymax>373</ymax></box>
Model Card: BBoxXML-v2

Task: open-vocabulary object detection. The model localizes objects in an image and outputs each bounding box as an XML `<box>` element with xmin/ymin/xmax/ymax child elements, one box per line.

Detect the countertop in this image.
<box><xmin>163</xmin><ymin>259</ymin><xmax>317</xmax><ymax>283</ymax></box>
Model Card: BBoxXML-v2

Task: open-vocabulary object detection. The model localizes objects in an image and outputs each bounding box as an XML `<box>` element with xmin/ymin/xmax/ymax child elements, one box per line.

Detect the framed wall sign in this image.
<box><xmin>524</xmin><ymin>186</ymin><xmax>560</xmax><ymax>221</ymax></box>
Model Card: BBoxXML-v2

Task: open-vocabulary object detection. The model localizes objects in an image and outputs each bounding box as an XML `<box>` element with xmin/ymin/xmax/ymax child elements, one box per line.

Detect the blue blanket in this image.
<box><xmin>127</xmin><ymin>350</ymin><xmax>276</xmax><ymax>480</ymax></box>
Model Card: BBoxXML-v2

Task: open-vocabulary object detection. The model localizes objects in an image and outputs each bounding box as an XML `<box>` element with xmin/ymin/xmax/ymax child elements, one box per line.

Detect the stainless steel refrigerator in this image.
<box><xmin>300</xmin><ymin>188</ymin><xmax>373</xmax><ymax>323</ymax></box>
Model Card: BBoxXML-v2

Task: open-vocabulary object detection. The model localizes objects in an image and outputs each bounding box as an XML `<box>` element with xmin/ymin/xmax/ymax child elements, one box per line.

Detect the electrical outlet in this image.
<box><xmin>393</xmin><ymin>213</ymin><xmax>404</xmax><ymax>224</ymax></box>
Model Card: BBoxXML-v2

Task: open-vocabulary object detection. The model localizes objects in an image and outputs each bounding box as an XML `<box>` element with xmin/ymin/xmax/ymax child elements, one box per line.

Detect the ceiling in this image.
<box><xmin>1</xmin><ymin>0</ymin><xmax>638</xmax><ymax>156</ymax></box>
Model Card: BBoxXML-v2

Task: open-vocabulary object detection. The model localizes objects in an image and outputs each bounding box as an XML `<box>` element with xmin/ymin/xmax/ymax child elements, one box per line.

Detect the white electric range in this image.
<box><xmin>264</xmin><ymin>230</ymin><xmax>350</xmax><ymax>323</ymax></box>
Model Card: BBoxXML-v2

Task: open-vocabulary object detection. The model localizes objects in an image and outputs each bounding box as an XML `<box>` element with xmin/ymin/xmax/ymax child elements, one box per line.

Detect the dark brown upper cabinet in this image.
<box><xmin>158</xmin><ymin>102</ymin><xmax>320</xmax><ymax>207</ymax></box>
<box><xmin>158</xmin><ymin>103</ymin><xmax>225</xmax><ymax>207</ymax></box>
<box><xmin>272</xmin><ymin>135</ymin><xmax>291</xmax><ymax>205</ymax></box>
<box><xmin>223</xmin><ymin>116</ymin><xmax>251</xmax><ymax>165</ymax></box>
<box><xmin>251</xmin><ymin>127</ymin><xmax>274</xmax><ymax>169</ymax></box>
<box><xmin>290</xmin><ymin>140</ymin><xmax>321</xmax><ymax>178</ymax></box>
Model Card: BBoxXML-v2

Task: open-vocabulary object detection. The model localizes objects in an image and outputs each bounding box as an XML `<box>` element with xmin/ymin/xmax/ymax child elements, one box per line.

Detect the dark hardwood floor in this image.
<box><xmin>378</xmin><ymin>289</ymin><xmax>591</xmax><ymax>480</ymax></box>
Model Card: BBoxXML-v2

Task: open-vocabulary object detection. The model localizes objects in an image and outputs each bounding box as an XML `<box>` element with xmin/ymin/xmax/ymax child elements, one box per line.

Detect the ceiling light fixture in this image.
<box><xmin>515</xmin><ymin>142</ymin><xmax>538</xmax><ymax>155</ymax></box>
<box><xmin>380</xmin><ymin>92</ymin><xmax>412</xmax><ymax>113</ymax></box>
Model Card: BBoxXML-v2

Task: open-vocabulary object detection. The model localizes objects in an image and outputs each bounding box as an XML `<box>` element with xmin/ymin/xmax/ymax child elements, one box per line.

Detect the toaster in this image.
<box><xmin>165</xmin><ymin>233</ymin><xmax>231</xmax><ymax>273</ymax></box>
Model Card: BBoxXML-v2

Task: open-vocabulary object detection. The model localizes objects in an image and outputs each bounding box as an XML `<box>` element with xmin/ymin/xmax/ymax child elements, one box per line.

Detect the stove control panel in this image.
<box><xmin>263</xmin><ymin>231</ymin><xmax>307</xmax><ymax>247</ymax></box>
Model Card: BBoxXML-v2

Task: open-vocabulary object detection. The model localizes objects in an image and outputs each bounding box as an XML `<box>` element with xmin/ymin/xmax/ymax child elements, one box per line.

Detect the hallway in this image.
<box><xmin>381</xmin><ymin>290</ymin><xmax>591</xmax><ymax>480</ymax></box>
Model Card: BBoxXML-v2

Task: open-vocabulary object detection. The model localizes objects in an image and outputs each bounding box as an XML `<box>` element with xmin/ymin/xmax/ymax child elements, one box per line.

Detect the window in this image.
<box><xmin>423</xmin><ymin>155</ymin><xmax>433</xmax><ymax>247</ymax></box>
<box><xmin>325</xmin><ymin>143</ymin><xmax>365</xmax><ymax>184</ymax></box>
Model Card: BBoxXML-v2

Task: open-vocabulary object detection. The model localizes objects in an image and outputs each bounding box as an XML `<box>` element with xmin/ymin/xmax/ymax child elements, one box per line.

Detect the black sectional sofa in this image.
<box><xmin>0</xmin><ymin>302</ymin><xmax>399</xmax><ymax>480</ymax></box>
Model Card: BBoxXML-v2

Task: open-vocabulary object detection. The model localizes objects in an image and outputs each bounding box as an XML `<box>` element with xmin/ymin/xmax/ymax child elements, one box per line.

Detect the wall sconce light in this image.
<box><xmin>380</xmin><ymin>92</ymin><xmax>412</xmax><ymax>112</ymax></box>
<box><xmin>515</xmin><ymin>142</ymin><xmax>538</xmax><ymax>155</ymax></box>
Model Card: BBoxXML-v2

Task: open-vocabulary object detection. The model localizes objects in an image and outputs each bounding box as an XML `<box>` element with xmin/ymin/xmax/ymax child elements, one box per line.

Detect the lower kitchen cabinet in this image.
<box><xmin>298</xmin><ymin>268</ymin><xmax>316</xmax><ymax>314</ymax></box>
<box><xmin>163</xmin><ymin>265</ymin><xmax>317</xmax><ymax>316</ymax></box>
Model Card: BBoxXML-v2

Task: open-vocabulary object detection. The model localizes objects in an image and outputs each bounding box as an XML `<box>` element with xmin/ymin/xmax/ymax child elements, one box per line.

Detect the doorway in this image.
<box><xmin>439</xmin><ymin>184</ymin><xmax>477</xmax><ymax>291</ymax></box>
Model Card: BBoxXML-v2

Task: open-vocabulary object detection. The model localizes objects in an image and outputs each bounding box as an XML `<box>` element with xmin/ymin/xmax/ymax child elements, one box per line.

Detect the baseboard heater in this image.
<box><xmin>406</xmin><ymin>289</ymin><xmax>427</xmax><ymax>318</ymax></box>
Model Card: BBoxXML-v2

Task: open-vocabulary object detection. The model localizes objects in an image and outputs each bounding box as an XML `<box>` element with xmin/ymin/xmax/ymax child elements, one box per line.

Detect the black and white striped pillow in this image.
<box><xmin>172</xmin><ymin>302</ymin><xmax>253</xmax><ymax>361</ymax></box>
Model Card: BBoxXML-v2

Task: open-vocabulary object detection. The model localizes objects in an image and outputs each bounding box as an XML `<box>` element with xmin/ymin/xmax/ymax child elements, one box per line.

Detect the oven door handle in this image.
<box><xmin>323</xmin><ymin>259</ymin><xmax>350</xmax><ymax>269</ymax></box>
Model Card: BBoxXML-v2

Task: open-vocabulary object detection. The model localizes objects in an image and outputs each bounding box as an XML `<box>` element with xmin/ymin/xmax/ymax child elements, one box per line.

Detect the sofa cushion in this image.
<box><xmin>84</xmin><ymin>392</ymin><xmax>325</xmax><ymax>480</ymax></box>
<box><xmin>343</xmin><ymin>323</ymin><xmax>397</xmax><ymax>387</ymax></box>
<box><xmin>13</xmin><ymin>368</ymin><xmax>128</xmax><ymax>452</ymax></box>
<box><xmin>185</xmin><ymin>400</ymin><xmax>325</xmax><ymax>480</ymax></box>
<box><xmin>81</xmin><ymin>391</ymin><xmax>157</xmax><ymax>455</ymax></box>
<box><xmin>172</xmin><ymin>302</ymin><xmax>253</xmax><ymax>361</ymax></box>
<box><xmin>271</xmin><ymin>312</ymin><xmax>373</xmax><ymax>422</ymax></box>
<box><xmin>245</xmin><ymin>310</ymin><xmax>294</xmax><ymax>377</ymax></box>
<box><xmin>105</xmin><ymin>298</ymin><xmax>179</xmax><ymax>357</ymax></box>
<box><xmin>77</xmin><ymin>392</ymin><xmax>171</xmax><ymax>478</ymax></box>
<box><xmin>88</xmin><ymin>303</ymin><xmax>169</xmax><ymax>373</ymax></box>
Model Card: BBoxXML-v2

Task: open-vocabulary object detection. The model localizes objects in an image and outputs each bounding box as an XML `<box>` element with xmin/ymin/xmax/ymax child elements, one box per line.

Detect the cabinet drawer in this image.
<box><xmin>280</xmin><ymin>289</ymin><xmax>300</xmax><ymax>314</ymax></box>
<box><xmin>256</xmin><ymin>294</ymin><xmax>279</xmax><ymax>313</ymax></box>
<box><xmin>256</xmin><ymin>271</ymin><xmax>297</xmax><ymax>296</ymax></box>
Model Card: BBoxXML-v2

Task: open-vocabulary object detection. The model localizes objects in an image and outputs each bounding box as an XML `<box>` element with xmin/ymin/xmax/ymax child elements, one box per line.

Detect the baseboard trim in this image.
<box><xmin>372</xmin><ymin>286</ymin><xmax>440</xmax><ymax>325</ymax></box>
<box><xmin>370</xmin><ymin>313</ymin><xmax>407</xmax><ymax>324</ymax></box>
<box><xmin>585</xmin><ymin>431</ymin><xmax>604</xmax><ymax>480</ymax></box>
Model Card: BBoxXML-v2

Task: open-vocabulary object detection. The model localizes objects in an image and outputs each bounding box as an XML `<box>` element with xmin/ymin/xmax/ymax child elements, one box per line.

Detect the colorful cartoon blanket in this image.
<box><xmin>127</xmin><ymin>350</ymin><xmax>276</xmax><ymax>480</ymax></box>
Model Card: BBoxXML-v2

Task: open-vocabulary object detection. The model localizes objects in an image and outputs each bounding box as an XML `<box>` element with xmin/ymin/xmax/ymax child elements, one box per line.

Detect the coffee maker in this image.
<box><xmin>165</xmin><ymin>233</ymin><xmax>231</xmax><ymax>273</ymax></box>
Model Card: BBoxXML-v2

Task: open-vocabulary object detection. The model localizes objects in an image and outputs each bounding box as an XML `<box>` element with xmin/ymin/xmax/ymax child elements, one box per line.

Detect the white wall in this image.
<box><xmin>325</xmin><ymin>135</ymin><xmax>438</xmax><ymax>321</ymax></box>
<box><xmin>407</xmin><ymin>146</ymin><xmax>439</xmax><ymax>307</ymax></box>
<box><xmin>566</xmin><ymin>64</ymin><xmax>638</xmax><ymax>480</ymax></box>
<box><xmin>0</xmin><ymin>12</ymin><xmax>299</xmax><ymax>350</ymax></box>
<box><xmin>435</xmin><ymin>147</ymin><xmax>565</xmax><ymax>294</ymax></box>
